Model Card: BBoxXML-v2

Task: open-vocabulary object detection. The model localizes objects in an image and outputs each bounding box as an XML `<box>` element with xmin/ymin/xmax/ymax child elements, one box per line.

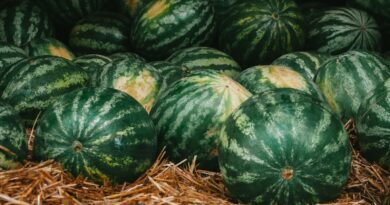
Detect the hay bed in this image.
<box><xmin>0</xmin><ymin>121</ymin><xmax>389</xmax><ymax>205</ymax></box>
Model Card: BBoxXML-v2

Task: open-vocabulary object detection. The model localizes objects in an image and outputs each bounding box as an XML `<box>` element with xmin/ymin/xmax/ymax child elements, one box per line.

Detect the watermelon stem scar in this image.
<box><xmin>272</xmin><ymin>13</ymin><xmax>279</xmax><ymax>20</ymax></box>
<box><xmin>282</xmin><ymin>167</ymin><xmax>294</xmax><ymax>180</ymax></box>
<box><xmin>73</xmin><ymin>141</ymin><xmax>83</xmax><ymax>152</ymax></box>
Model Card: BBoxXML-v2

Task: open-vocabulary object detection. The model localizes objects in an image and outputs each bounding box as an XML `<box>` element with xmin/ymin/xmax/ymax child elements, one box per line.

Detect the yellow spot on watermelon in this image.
<box><xmin>263</xmin><ymin>66</ymin><xmax>307</xmax><ymax>90</ymax></box>
<box><xmin>48</xmin><ymin>45</ymin><xmax>73</xmax><ymax>60</ymax></box>
<box><xmin>127</xmin><ymin>0</ymin><xmax>139</xmax><ymax>15</ymax></box>
<box><xmin>144</xmin><ymin>0</ymin><xmax>167</xmax><ymax>19</ymax></box>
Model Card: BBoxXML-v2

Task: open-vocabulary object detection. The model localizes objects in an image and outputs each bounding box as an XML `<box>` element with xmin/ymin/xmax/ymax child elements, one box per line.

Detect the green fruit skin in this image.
<box><xmin>148</xmin><ymin>61</ymin><xmax>188</xmax><ymax>95</ymax></box>
<box><xmin>73</xmin><ymin>54</ymin><xmax>112</xmax><ymax>86</ymax></box>
<box><xmin>0</xmin><ymin>42</ymin><xmax>28</xmax><ymax>77</ymax></box>
<box><xmin>25</xmin><ymin>37</ymin><xmax>75</xmax><ymax>60</ymax></box>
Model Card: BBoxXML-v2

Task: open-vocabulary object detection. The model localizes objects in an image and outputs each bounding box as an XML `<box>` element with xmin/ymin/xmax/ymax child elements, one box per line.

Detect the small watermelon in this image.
<box><xmin>25</xmin><ymin>37</ymin><xmax>75</xmax><ymax>60</ymax></box>
<box><xmin>0</xmin><ymin>0</ymin><xmax>54</xmax><ymax>47</ymax></box>
<box><xmin>150</xmin><ymin>70</ymin><xmax>252</xmax><ymax>170</ymax></box>
<box><xmin>33</xmin><ymin>87</ymin><xmax>157</xmax><ymax>184</ymax></box>
<box><xmin>131</xmin><ymin>0</ymin><xmax>216</xmax><ymax>60</ymax></box>
<box><xmin>0</xmin><ymin>101</ymin><xmax>27</xmax><ymax>170</ymax></box>
<box><xmin>315</xmin><ymin>51</ymin><xmax>390</xmax><ymax>121</ymax></box>
<box><xmin>219</xmin><ymin>89</ymin><xmax>351</xmax><ymax>204</ymax></box>
<box><xmin>167</xmin><ymin>47</ymin><xmax>241</xmax><ymax>78</ymax></box>
<box><xmin>73</xmin><ymin>54</ymin><xmax>112</xmax><ymax>85</ymax></box>
<box><xmin>0</xmin><ymin>43</ymin><xmax>28</xmax><ymax>77</ymax></box>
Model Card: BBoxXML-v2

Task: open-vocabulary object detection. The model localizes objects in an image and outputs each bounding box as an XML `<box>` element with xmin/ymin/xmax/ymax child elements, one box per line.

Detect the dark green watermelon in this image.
<box><xmin>150</xmin><ymin>70</ymin><xmax>252</xmax><ymax>170</ymax></box>
<box><xmin>218</xmin><ymin>0</ymin><xmax>305</xmax><ymax>67</ymax></box>
<box><xmin>131</xmin><ymin>0</ymin><xmax>216</xmax><ymax>60</ymax></box>
<box><xmin>0</xmin><ymin>42</ymin><xmax>28</xmax><ymax>77</ymax></box>
<box><xmin>219</xmin><ymin>89</ymin><xmax>351</xmax><ymax>204</ymax></box>
<box><xmin>0</xmin><ymin>0</ymin><xmax>54</xmax><ymax>47</ymax></box>
<box><xmin>33</xmin><ymin>87</ymin><xmax>157</xmax><ymax>184</ymax></box>
<box><xmin>69</xmin><ymin>12</ymin><xmax>130</xmax><ymax>56</ymax></box>
<box><xmin>25</xmin><ymin>37</ymin><xmax>75</xmax><ymax>60</ymax></box>
<box><xmin>73</xmin><ymin>54</ymin><xmax>112</xmax><ymax>86</ymax></box>
<box><xmin>0</xmin><ymin>101</ymin><xmax>27</xmax><ymax>170</ymax></box>
<box><xmin>315</xmin><ymin>51</ymin><xmax>390</xmax><ymax>121</ymax></box>
<box><xmin>0</xmin><ymin>56</ymin><xmax>89</xmax><ymax>125</ymax></box>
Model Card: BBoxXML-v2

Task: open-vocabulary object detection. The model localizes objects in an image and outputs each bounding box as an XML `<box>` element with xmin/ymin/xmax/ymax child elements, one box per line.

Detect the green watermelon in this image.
<box><xmin>167</xmin><ymin>47</ymin><xmax>241</xmax><ymax>78</ymax></box>
<box><xmin>212</xmin><ymin>0</ymin><xmax>239</xmax><ymax>19</ymax></box>
<box><xmin>219</xmin><ymin>89</ymin><xmax>351</xmax><ymax>204</ymax></box>
<box><xmin>25</xmin><ymin>37</ymin><xmax>75</xmax><ymax>60</ymax></box>
<box><xmin>0</xmin><ymin>101</ymin><xmax>27</xmax><ymax>170</ymax></box>
<box><xmin>131</xmin><ymin>0</ymin><xmax>216</xmax><ymax>60</ymax></box>
<box><xmin>73</xmin><ymin>54</ymin><xmax>112</xmax><ymax>85</ymax></box>
<box><xmin>0</xmin><ymin>56</ymin><xmax>89</xmax><ymax>125</ymax></box>
<box><xmin>33</xmin><ymin>87</ymin><xmax>157</xmax><ymax>184</ymax></box>
<box><xmin>0</xmin><ymin>42</ymin><xmax>28</xmax><ymax>77</ymax></box>
<box><xmin>272</xmin><ymin>52</ymin><xmax>331</xmax><ymax>80</ymax></box>
<box><xmin>238</xmin><ymin>65</ymin><xmax>324</xmax><ymax>101</ymax></box>
<box><xmin>69</xmin><ymin>12</ymin><xmax>130</xmax><ymax>56</ymax></box>
<box><xmin>0</xmin><ymin>0</ymin><xmax>54</xmax><ymax>47</ymax></box>
<box><xmin>315</xmin><ymin>51</ymin><xmax>390</xmax><ymax>121</ymax></box>
<box><xmin>218</xmin><ymin>0</ymin><xmax>305</xmax><ymax>67</ymax></box>
<box><xmin>110</xmin><ymin>52</ymin><xmax>146</xmax><ymax>62</ymax></box>
<box><xmin>150</xmin><ymin>70</ymin><xmax>252</xmax><ymax>170</ymax></box>
<box><xmin>356</xmin><ymin>79</ymin><xmax>390</xmax><ymax>170</ymax></box>
<box><xmin>308</xmin><ymin>7</ymin><xmax>382</xmax><ymax>55</ymax></box>
<box><xmin>95</xmin><ymin>58</ymin><xmax>162</xmax><ymax>112</ymax></box>
<box><xmin>149</xmin><ymin>61</ymin><xmax>188</xmax><ymax>94</ymax></box>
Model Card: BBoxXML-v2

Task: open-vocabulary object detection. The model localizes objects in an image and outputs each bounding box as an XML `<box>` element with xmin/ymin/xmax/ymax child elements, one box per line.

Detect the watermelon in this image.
<box><xmin>131</xmin><ymin>0</ymin><xmax>216</xmax><ymax>60</ymax></box>
<box><xmin>237</xmin><ymin>65</ymin><xmax>324</xmax><ymax>101</ymax></box>
<box><xmin>33</xmin><ymin>87</ymin><xmax>157</xmax><ymax>184</ymax></box>
<box><xmin>308</xmin><ymin>7</ymin><xmax>382</xmax><ymax>55</ymax></box>
<box><xmin>69</xmin><ymin>12</ymin><xmax>130</xmax><ymax>56</ymax></box>
<box><xmin>0</xmin><ymin>43</ymin><xmax>28</xmax><ymax>77</ymax></box>
<box><xmin>150</xmin><ymin>70</ymin><xmax>252</xmax><ymax>170</ymax></box>
<box><xmin>167</xmin><ymin>47</ymin><xmax>241</xmax><ymax>78</ymax></box>
<box><xmin>0</xmin><ymin>101</ymin><xmax>27</xmax><ymax>170</ymax></box>
<box><xmin>272</xmin><ymin>52</ymin><xmax>331</xmax><ymax>80</ymax></box>
<box><xmin>25</xmin><ymin>37</ymin><xmax>75</xmax><ymax>60</ymax></box>
<box><xmin>356</xmin><ymin>79</ymin><xmax>390</xmax><ymax>170</ymax></box>
<box><xmin>212</xmin><ymin>0</ymin><xmax>239</xmax><ymax>19</ymax></box>
<box><xmin>149</xmin><ymin>61</ymin><xmax>188</xmax><ymax>94</ymax></box>
<box><xmin>0</xmin><ymin>0</ymin><xmax>54</xmax><ymax>47</ymax></box>
<box><xmin>0</xmin><ymin>56</ymin><xmax>89</xmax><ymax>125</ymax></box>
<box><xmin>110</xmin><ymin>52</ymin><xmax>146</xmax><ymax>62</ymax></box>
<box><xmin>315</xmin><ymin>51</ymin><xmax>390</xmax><ymax>121</ymax></box>
<box><xmin>219</xmin><ymin>89</ymin><xmax>352</xmax><ymax>204</ymax></box>
<box><xmin>95</xmin><ymin>58</ymin><xmax>162</xmax><ymax>112</ymax></box>
<box><xmin>218</xmin><ymin>0</ymin><xmax>305</xmax><ymax>67</ymax></box>
<box><xmin>73</xmin><ymin>54</ymin><xmax>112</xmax><ymax>86</ymax></box>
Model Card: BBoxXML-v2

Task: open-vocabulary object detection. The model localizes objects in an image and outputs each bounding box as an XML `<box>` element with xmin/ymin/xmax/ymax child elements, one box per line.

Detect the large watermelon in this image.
<box><xmin>308</xmin><ymin>7</ymin><xmax>382</xmax><ymax>55</ymax></box>
<box><xmin>356</xmin><ymin>79</ymin><xmax>390</xmax><ymax>170</ymax></box>
<box><xmin>33</xmin><ymin>87</ymin><xmax>157</xmax><ymax>184</ymax></box>
<box><xmin>219</xmin><ymin>89</ymin><xmax>352</xmax><ymax>204</ymax></box>
<box><xmin>95</xmin><ymin>58</ymin><xmax>162</xmax><ymax>112</ymax></box>
<box><xmin>167</xmin><ymin>47</ymin><xmax>241</xmax><ymax>78</ymax></box>
<box><xmin>238</xmin><ymin>65</ymin><xmax>324</xmax><ymax>101</ymax></box>
<box><xmin>0</xmin><ymin>0</ymin><xmax>54</xmax><ymax>47</ymax></box>
<box><xmin>0</xmin><ymin>101</ymin><xmax>27</xmax><ymax>170</ymax></box>
<box><xmin>272</xmin><ymin>52</ymin><xmax>331</xmax><ymax>80</ymax></box>
<box><xmin>69</xmin><ymin>12</ymin><xmax>130</xmax><ymax>56</ymax></box>
<box><xmin>150</xmin><ymin>70</ymin><xmax>252</xmax><ymax>170</ymax></box>
<box><xmin>0</xmin><ymin>43</ymin><xmax>28</xmax><ymax>77</ymax></box>
<box><xmin>218</xmin><ymin>0</ymin><xmax>305</xmax><ymax>67</ymax></box>
<box><xmin>315</xmin><ymin>51</ymin><xmax>390</xmax><ymax>121</ymax></box>
<box><xmin>25</xmin><ymin>37</ymin><xmax>75</xmax><ymax>60</ymax></box>
<box><xmin>131</xmin><ymin>0</ymin><xmax>216</xmax><ymax>60</ymax></box>
<box><xmin>73</xmin><ymin>54</ymin><xmax>112</xmax><ymax>85</ymax></box>
<box><xmin>0</xmin><ymin>56</ymin><xmax>89</xmax><ymax>125</ymax></box>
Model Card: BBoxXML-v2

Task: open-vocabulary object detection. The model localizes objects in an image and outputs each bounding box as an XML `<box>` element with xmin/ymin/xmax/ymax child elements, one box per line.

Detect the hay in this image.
<box><xmin>0</xmin><ymin>122</ymin><xmax>389</xmax><ymax>205</ymax></box>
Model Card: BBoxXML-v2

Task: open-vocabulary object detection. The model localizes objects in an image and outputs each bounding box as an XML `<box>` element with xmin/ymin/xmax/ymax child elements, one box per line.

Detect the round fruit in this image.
<box><xmin>33</xmin><ymin>87</ymin><xmax>157</xmax><ymax>184</ymax></box>
<box><xmin>25</xmin><ymin>38</ymin><xmax>75</xmax><ymax>60</ymax></box>
<box><xmin>148</xmin><ymin>61</ymin><xmax>188</xmax><ymax>94</ymax></box>
<box><xmin>73</xmin><ymin>54</ymin><xmax>112</xmax><ymax>85</ymax></box>
<box><xmin>219</xmin><ymin>89</ymin><xmax>352</xmax><ymax>204</ymax></box>
<box><xmin>0</xmin><ymin>42</ymin><xmax>28</xmax><ymax>77</ymax></box>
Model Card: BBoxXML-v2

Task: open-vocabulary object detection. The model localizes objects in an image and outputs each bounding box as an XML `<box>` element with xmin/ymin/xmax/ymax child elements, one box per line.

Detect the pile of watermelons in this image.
<box><xmin>0</xmin><ymin>0</ymin><xmax>389</xmax><ymax>204</ymax></box>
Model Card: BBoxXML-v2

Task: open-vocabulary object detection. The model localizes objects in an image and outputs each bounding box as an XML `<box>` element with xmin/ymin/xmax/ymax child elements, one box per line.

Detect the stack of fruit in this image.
<box><xmin>0</xmin><ymin>0</ymin><xmax>389</xmax><ymax>204</ymax></box>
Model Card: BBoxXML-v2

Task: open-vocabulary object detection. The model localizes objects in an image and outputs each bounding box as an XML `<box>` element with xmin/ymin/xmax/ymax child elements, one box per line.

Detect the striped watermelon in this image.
<box><xmin>0</xmin><ymin>43</ymin><xmax>28</xmax><ymax>77</ymax></box>
<box><xmin>0</xmin><ymin>56</ymin><xmax>89</xmax><ymax>125</ymax></box>
<box><xmin>149</xmin><ymin>61</ymin><xmax>188</xmax><ymax>94</ymax></box>
<box><xmin>308</xmin><ymin>7</ymin><xmax>382</xmax><ymax>55</ymax></box>
<box><xmin>0</xmin><ymin>0</ymin><xmax>54</xmax><ymax>47</ymax></box>
<box><xmin>131</xmin><ymin>0</ymin><xmax>216</xmax><ymax>60</ymax></box>
<box><xmin>150</xmin><ymin>70</ymin><xmax>252</xmax><ymax>170</ymax></box>
<box><xmin>73</xmin><ymin>54</ymin><xmax>112</xmax><ymax>86</ymax></box>
<box><xmin>238</xmin><ymin>65</ymin><xmax>324</xmax><ymax>101</ymax></box>
<box><xmin>33</xmin><ymin>87</ymin><xmax>157</xmax><ymax>184</ymax></box>
<box><xmin>69</xmin><ymin>12</ymin><xmax>130</xmax><ymax>56</ymax></box>
<box><xmin>0</xmin><ymin>102</ymin><xmax>27</xmax><ymax>170</ymax></box>
<box><xmin>219</xmin><ymin>89</ymin><xmax>351</xmax><ymax>204</ymax></box>
<box><xmin>167</xmin><ymin>47</ymin><xmax>241</xmax><ymax>78</ymax></box>
<box><xmin>272</xmin><ymin>52</ymin><xmax>331</xmax><ymax>80</ymax></box>
<box><xmin>315</xmin><ymin>51</ymin><xmax>390</xmax><ymax>121</ymax></box>
<box><xmin>25</xmin><ymin>38</ymin><xmax>75</xmax><ymax>60</ymax></box>
<box><xmin>218</xmin><ymin>0</ymin><xmax>305</xmax><ymax>67</ymax></box>
<box><xmin>356</xmin><ymin>79</ymin><xmax>390</xmax><ymax>170</ymax></box>
<box><xmin>95</xmin><ymin>58</ymin><xmax>162</xmax><ymax>112</ymax></box>
<box><xmin>110</xmin><ymin>52</ymin><xmax>146</xmax><ymax>62</ymax></box>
